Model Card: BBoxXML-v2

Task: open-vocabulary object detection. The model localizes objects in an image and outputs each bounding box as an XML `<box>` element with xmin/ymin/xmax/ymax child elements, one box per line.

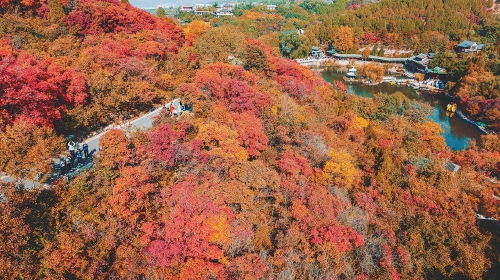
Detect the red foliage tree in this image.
<box><xmin>141</xmin><ymin>180</ymin><xmax>233</xmax><ymax>278</ymax></box>
<box><xmin>278</xmin><ymin>151</ymin><xmax>313</xmax><ymax>176</ymax></box>
<box><xmin>0</xmin><ymin>0</ymin><xmax>44</xmax><ymax>14</ymax></box>
<box><xmin>195</xmin><ymin>63</ymin><xmax>270</xmax><ymax>114</ymax></box>
<box><xmin>229</xmin><ymin>111</ymin><xmax>269</xmax><ymax>157</ymax></box>
<box><xmin>64</xmin><ymin>0</ymin><xmax>185</xmax><ymax>50</ymax></box>
<box><xmin>310</xmin><ymin>224</ymin><xmax>365</xmax><ymax>252</ymax></box>
<box><xmin>110</xmin><ymin>166</ymin><xmax>156</xmax><ymax>221</ymax></box>
<box><xmin>273</xmin><ymin>58</ymin><xmax>330</xmax><ymax>102</ymax></box>
<box><xmin>148</xmin><ymin>121</ymin><xmax>208</xmax><ymax>168</ymax></box>
<box><xmin>0</xmin><ymin>38</ymin><xmax>87</xmax><ymax>129</ymax></box>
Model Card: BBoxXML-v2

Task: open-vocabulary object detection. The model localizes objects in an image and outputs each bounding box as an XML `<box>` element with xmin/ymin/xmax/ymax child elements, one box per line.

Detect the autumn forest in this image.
<box><xmin>0</xmin><ymin>0</ymin><xmax>499</xmax><ymax>279</ymax></box>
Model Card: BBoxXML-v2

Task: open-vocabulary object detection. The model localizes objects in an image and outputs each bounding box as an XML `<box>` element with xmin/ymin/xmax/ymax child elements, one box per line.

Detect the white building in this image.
<box><xmin>181</xmin><ymin>5</ymin><xmax>194</xmax><ymax>12</ymax></box>
<box><xmin>215</xmin><ymin>9</ymin><xmax>233</xmax><ymax>18</ymax></box>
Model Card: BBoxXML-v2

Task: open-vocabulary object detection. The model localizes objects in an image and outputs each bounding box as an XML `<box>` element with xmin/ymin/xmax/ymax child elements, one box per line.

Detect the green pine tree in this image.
<box><xmin>377</xmin><ymin>46</ymin><xmax>384</xmax><ymax>57</ymax></box>
<box><xmin>156</xmin><ymin>7</ymin><xmax>167</xmax><ymax>17</ymax></box>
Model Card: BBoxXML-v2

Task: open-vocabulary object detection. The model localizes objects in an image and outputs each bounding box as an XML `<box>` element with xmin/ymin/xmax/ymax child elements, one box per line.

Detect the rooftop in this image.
<box><xmin>458</xmin><ymin>40</ymin><xmax>478</xmax><ymax>48</ymax></box>
<box><xmin>457</xmin><ymin>40</ymin><xmax>485</xmax><ymax>50</ymax></box>
<box><xmin>444</xmin><ymin>159</ymin><xmax>461</xmax><ymax>173</ymax></box>
<box><xmin>408</xmin><ymin>53</ymin><xmax>431</xmax><ymax>66</ymax></box>
<box><xmin>426</xmin><ymin>66</ymin><xmax>447</xmax><ymax>75</ymax></box>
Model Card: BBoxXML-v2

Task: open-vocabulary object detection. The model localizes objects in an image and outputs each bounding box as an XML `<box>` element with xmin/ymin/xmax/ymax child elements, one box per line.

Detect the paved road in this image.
<box><xmin>83</xmin><ymin>99</ymin><xmax>181</xmax><ymax>155</ymax></box>
<box><xmin>1</xmin><ymin>99</ymin><xmax>183</xmax><ymax>188</ymax></box>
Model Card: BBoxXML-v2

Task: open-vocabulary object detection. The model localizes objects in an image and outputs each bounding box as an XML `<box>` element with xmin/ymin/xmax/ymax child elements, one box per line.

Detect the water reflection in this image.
<box><xmin>321</xmin><ymin>67</ymin><xmax>484</xmax><ymax>150</ymax></box>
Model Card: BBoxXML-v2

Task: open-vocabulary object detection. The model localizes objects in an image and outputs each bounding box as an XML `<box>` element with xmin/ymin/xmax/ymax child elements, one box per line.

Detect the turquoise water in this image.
<box><xmin>321</xmin><ymin>67</ymin><xmax>484</xmax><ymax>150</ymax></box>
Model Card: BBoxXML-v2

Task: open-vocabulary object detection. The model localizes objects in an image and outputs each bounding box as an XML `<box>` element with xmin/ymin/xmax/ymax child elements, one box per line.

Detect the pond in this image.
<box><xmin>320</xmin><ymin>67</ymin><xmax>484</xmax><ymax>151</ymax></box>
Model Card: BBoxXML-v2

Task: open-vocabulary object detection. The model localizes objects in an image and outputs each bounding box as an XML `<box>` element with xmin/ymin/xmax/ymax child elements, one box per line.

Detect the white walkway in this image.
<box><xmin>1</xmin><ymin>99</ymin><xmax>184</xmax><ymax>188</ymax></box>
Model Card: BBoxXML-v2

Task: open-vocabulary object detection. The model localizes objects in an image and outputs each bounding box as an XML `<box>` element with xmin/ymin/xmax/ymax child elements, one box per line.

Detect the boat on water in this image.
<box><xmin>446</xmin><ymin>102</ymin><xmax>457</xmax><ymax>117</ymax></box>
<box><xmin>415</xmin><ymin>79</ymin><xmax>446</xmax><ymax>94</ymax></box>
<box><xmin>381</xmin><ymin>76</ymin><xmax>410</xmax><ymax>86</ymax></box>
<box><xmin>408</xmin><ymin>80</ymin><xmax>421</xmax><ymax>89</ymax></box>
<box><xmin>382</xmin><ymin>76</ymin><xmax>397</xmax><ymax>83</ymax></box>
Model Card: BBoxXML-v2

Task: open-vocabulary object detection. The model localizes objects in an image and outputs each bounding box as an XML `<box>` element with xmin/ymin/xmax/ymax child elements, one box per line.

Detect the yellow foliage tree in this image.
<box><xmin>207</xmin><ymin>212</ymin><xmax>232</xmax><ymax>251</ymax></box>
<box><xmin>415</xmin><ymin>73</ymin><xmax>425</xmax><ymax>81</ymax></box>
<box><xmin>353</xmin><ymin>116</ymin><xmax>369</xmax><ymax>129</ymax></box>
<box><xmin>240</xmin><ymin>10</ymin><xmax>261</xmax><ymax>20</ymax></box>
<box><xmin>321</xmin><ymin>150</ymin><xmax>358</xmax><ymax>188</ymax></box>
<box><xmin>194</xmin><ymin>25</ymin><xmax>245</xmax><ymax>64</ymax></box>
<box><xmin>358</xmin><ymin>62</ymin><xmax>385</xmax><ymax>82</ymax></box>
<box><xmin>48</xmin><ymin>0</ymin><xmax>65</xmax><ymax>24</ymax></box>
<box><xmin>184</xmin><ymin>20</ymin><xmax>210</xmax><ymax>40</ymax></box>
<box><xmin>0</xmin><ymin>121</ymin><xmax>65</xmax><ymax>182</ymax></box>
<box><xmin>362</xmin><ymin>47</ymin><xmax>370</xmax><ymax>59</ymax></box>
<box><xmin>332</xmin><ymin>26</ymin><xmax>354</xmax><ymax>53</ymax></box>
<box><xmin>194</xmin><ymin>121</ymin><xmax>247</xmax><ymax>160</ymax></box>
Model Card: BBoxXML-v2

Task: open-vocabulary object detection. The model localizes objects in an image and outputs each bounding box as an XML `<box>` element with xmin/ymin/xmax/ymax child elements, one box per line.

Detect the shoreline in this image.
<box><xmin>455</xmin><ymin>110</ymin><xmax>489</xmax><ymax>135</ymax></box>
<box><xmin>312</xmin><ymin>63</ymin><xmax>498</xmax><ymax>136</ymax></box>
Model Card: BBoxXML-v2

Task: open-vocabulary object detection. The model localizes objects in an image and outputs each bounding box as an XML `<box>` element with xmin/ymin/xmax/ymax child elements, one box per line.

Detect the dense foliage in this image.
<box><xmin>0</xmin><ymin>0</ymin><xmax>185</xmax><ymax>133</ymax></box>
<box><xmin>0</xmin><ymin>0</ymin><xmax>499</xmax><ymax>279</ymax></box>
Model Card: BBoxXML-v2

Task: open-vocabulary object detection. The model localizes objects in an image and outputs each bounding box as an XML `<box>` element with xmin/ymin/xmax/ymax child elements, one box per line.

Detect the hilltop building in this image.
<box><xmin>426</xmin><ymin>66</ymin><xmax>447</xmax><ymax>78</ymax></box>
<box><xmin>194</xmin><ymin>10</ymin><xmax>212</xmax><ymax>16</ymax></box>
<box><xmin>310</xmin><ymin>46</ymin><xmax>325</xmax><ymax>59</ymax></box>
<box><xmin>181</xmin><ymin>4</ymin><xmax>217</xmax><ymax>16</ymax></box>
<box><xmin>456</xmin><ymin>40</ymin><xmax>484</xmax><ymax>53</ymax></box>
<box><xmin>215</xmin><ymin>9</ymin><xmax>233</xmax><ymax>18</ymax></box>
<box><xmin>405</xmin><ymin>53</ymin><xmax>433</xmax><ymax>73</ymax></box>
<box><xmin>181</xmin><ymin>5</ymin><xmax>195</xmax><ymax>12</ymax></box>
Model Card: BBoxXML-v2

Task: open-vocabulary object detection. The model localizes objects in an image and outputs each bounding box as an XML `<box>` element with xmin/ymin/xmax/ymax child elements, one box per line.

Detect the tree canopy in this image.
<box><xmin>0</xmin><ymin>0</ymin><xmax>499</xmax><ymax>279</ymax></box>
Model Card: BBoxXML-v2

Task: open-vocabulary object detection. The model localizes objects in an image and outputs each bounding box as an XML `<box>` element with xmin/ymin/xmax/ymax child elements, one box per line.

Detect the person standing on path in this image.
<box><xmin>68</xmin><ymin>140</ymin><xmax>76</xmax><ymax>156</ymax></box>
<box><xmin>169</xmin><ymin>103</ymin><xmax>174</xmax><ymax>116</ymax></box>
<box><xmin>83</xmin><ymin>142</ymin><xmax>89</xmax><ymax>158</ymax></box>
<box><xmin>65</xmin><ymin>155</ymin><xmax>72</xmax><ymax>172</ymax></box>
<box><xmin>76</xmin><ymin>149</ymin><xmax>82</xmax><ymax>165</ymax></box>
<box><xmin>60</xmin><ymin>157</ymin><xmax>66</xmax><ymax>175</ymax></box>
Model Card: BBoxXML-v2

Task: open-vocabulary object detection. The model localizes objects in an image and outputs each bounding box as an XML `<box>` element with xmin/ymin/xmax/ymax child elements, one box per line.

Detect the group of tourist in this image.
<box><xmin>60</xmin><ymin>140</ymin><xmax>90</xmax><ymax>175</ymax></box>
<box><xmin>164</xmin><ymin>101</ymin><xmax>185</xmax><ymax>117</ymax></box>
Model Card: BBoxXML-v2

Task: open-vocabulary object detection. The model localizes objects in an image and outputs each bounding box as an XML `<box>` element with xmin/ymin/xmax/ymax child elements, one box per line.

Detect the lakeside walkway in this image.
<box><xmin>295</xmin><ymin>57</ymin><xmax>327</xmax><ymax>65</ymax></box>
<box><xmin>330</xmin><ymin>53</ymin><xmax>408</xmax><ymax>63</ymax></box>
<box><xmin>297</xmin><ymin>54</ymin><xmax>409</xmax><ymax>66</ymax></box>
<box><xmin>456</xmin><ymin>109</ymin><xmax>489</xmax><ymax>135</ymax></box>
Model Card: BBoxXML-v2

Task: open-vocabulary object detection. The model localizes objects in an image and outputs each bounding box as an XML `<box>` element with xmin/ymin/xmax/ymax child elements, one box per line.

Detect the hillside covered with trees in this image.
<box><xmin>178</xmin><ymin>0</ymin><xmax>500</xmax><ymax>139</ymax></box>
<box><xmin>1</xmin><ymin>0</ymin><xmax>499</xmax><ymax>279</ymax></box>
